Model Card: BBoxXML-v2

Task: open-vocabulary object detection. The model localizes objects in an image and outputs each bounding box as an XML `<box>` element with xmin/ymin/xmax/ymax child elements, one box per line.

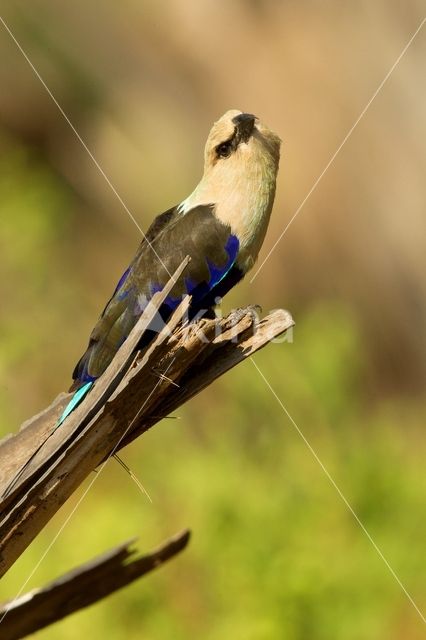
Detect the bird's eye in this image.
<box><xmin>216</xmin><ymin>140</ymin><xmax>233</xmax><ymax>158</ymax></box>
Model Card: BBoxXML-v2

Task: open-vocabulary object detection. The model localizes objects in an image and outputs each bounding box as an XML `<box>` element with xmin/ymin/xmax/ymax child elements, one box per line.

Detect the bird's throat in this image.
<box><xmin>181</xmin><ymin>163</ymin><xmax>276</xmax><ymax>272</ymax></box>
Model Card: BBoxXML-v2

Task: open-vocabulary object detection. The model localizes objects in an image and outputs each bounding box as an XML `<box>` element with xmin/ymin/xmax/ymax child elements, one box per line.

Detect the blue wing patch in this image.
<box><xmin>114</xmin><ymin>268</ymin><xmax>130</xmax><ymax>293</ymax></box>
<box><xmin>112</xmin><ymin>268</ymin><xmax>131</xmax><ymax>301</ymax></box>
<box><xmin>151</xmin><ymin>234</ymin><xmax>240</xmax><ymax>309</ymax></box>
<box><xmin>207</xmin><ymin>235</ymin><xmax>239</xmax><ymax>289</ymax></box>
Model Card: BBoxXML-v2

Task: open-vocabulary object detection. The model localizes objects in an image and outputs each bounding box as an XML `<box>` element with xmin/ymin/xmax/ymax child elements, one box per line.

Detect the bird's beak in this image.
<box><xmin>232</xmin><ymin>113</ymin><xmax>256</xmax><ymax>143</ymax></box>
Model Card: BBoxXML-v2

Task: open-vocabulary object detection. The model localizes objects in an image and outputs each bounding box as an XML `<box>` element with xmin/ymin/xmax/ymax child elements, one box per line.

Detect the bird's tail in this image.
<box><xmin>57</xmin><ymin>381</ymin><xmax>94</xmax><ymax>427</ymax></box>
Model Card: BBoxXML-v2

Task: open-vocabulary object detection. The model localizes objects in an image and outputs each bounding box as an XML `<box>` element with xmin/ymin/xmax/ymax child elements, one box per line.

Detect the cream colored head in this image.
<box><xmin>181</xmin><ymin>110</ymin><xmax>281</xmax><ymax>271</ymax></box>
<box><xmin>203</xmin><ymin>109</ymin><xmax>281</xmax><ymax>175</ymax></box>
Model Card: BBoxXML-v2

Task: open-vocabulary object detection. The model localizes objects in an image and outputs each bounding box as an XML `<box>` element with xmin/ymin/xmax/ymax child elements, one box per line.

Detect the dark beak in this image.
<box><xmin>232</xmin><ymin>113</ymin><xmax>256</xmax><ymax>143</ymax></box>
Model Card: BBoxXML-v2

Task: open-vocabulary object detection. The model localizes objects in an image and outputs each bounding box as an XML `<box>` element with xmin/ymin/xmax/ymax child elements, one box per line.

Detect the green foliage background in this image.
<box><xmin>0</xmin><ymin>2</ymin><xmax>425</xmax><ymax>638</ymax></box>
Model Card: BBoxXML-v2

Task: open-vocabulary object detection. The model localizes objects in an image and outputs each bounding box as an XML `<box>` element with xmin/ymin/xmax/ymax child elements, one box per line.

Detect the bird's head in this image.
<box><xmin>180</xmin><ymin>110</ymin><xmax>281</xmax><ymax>267</ymax></box>
<box><xmin>203</xmin><ymin>109</ymin><xmax>281</xmax><ymax>179</ymax></box>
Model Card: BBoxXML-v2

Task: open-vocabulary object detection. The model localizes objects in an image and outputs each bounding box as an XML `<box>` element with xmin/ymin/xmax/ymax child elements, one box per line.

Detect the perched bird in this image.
<box><xmin>59</xmin><ymin>110</ymin><xmax>281</xmax><ymax>423</ymax></box>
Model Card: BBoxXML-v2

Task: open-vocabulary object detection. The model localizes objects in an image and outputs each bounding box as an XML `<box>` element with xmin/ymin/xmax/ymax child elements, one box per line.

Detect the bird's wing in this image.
<box><xmin>71</xmin><ymin>207</ymin><xmax>179</xmax><ymax>385</ymax></box>
<box><xmin>133</xmin><ymin>204</ymin><xmax>241</xmax><ymax>304</ymax></box>
<box><xmin>72</xmin><ymin>205</ymin><xmax>241</xmax><ymax>385</ymax></box>
<box><xmin>97</xmin><ymin>206</ymin><xmax>178</xmax><ymax>318</ymax></box>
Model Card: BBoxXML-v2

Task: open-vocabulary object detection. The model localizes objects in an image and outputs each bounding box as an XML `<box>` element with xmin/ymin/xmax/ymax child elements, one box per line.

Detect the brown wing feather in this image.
<box><xmin>72</xmin><ymin>205</ymin><xmax>237</xmax><ymax>385</ymax></box>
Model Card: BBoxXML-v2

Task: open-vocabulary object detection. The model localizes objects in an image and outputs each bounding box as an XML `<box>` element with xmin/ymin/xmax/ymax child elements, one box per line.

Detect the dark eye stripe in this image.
<box><xmin>216</xmin><ymin>140</ymin><xmax>233</xmax><ymax>158</ymax></box>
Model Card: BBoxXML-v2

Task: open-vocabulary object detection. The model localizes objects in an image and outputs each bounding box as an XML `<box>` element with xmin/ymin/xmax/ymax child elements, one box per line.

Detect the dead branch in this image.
<box><xmin>0</xmin><ymin>257</ymin><xmax>293</xmax><ymax>635</ymax></box>
<box><xmin>0</xmin><ymin>529</ymin><xmax>190</xmax><ymax>640</ymax></box>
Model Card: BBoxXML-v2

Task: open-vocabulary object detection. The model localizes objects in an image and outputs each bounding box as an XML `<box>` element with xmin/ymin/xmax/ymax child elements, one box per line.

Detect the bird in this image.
<box><xmin>59</xmin><ymin>109</ymin><xmax>281</xmax><ymax>424</ymax></box>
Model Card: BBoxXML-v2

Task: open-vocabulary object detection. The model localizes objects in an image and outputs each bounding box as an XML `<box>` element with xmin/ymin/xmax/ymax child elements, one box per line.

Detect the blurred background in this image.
<box><xmin>0</xmin><ymin>1</ymin><xmax>425</xmax><ymax>638</ymax></box>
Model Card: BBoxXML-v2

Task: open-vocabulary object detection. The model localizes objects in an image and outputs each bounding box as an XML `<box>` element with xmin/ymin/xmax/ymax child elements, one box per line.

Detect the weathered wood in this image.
<box><xmin>0</xmin><ymin>530</ymin><xmax>190</xmax><ymax>640</ymax></box>
<box><xmin>0</xmin><ymin>256</ymin><xmax>191</xmax><ymax>498</ymax></box>
<box><xmin>0</xmin><ymin>260</ymin><xmax>294</xmax><ymax>581</ymax></box>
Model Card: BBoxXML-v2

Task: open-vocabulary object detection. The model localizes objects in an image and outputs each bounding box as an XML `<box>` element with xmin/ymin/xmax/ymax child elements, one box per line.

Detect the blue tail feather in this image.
<box><xmin>57</xmin><ymin>381</ymin><xmax>94</xmax><ymax>427</ymax></box>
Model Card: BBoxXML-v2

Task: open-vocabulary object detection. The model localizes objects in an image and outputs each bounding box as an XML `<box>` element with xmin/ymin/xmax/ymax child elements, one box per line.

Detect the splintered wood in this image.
<box><xmin>0</xmin><ymin>257</ymin><xmax>293</xmax><ymax>602</ymax></box>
